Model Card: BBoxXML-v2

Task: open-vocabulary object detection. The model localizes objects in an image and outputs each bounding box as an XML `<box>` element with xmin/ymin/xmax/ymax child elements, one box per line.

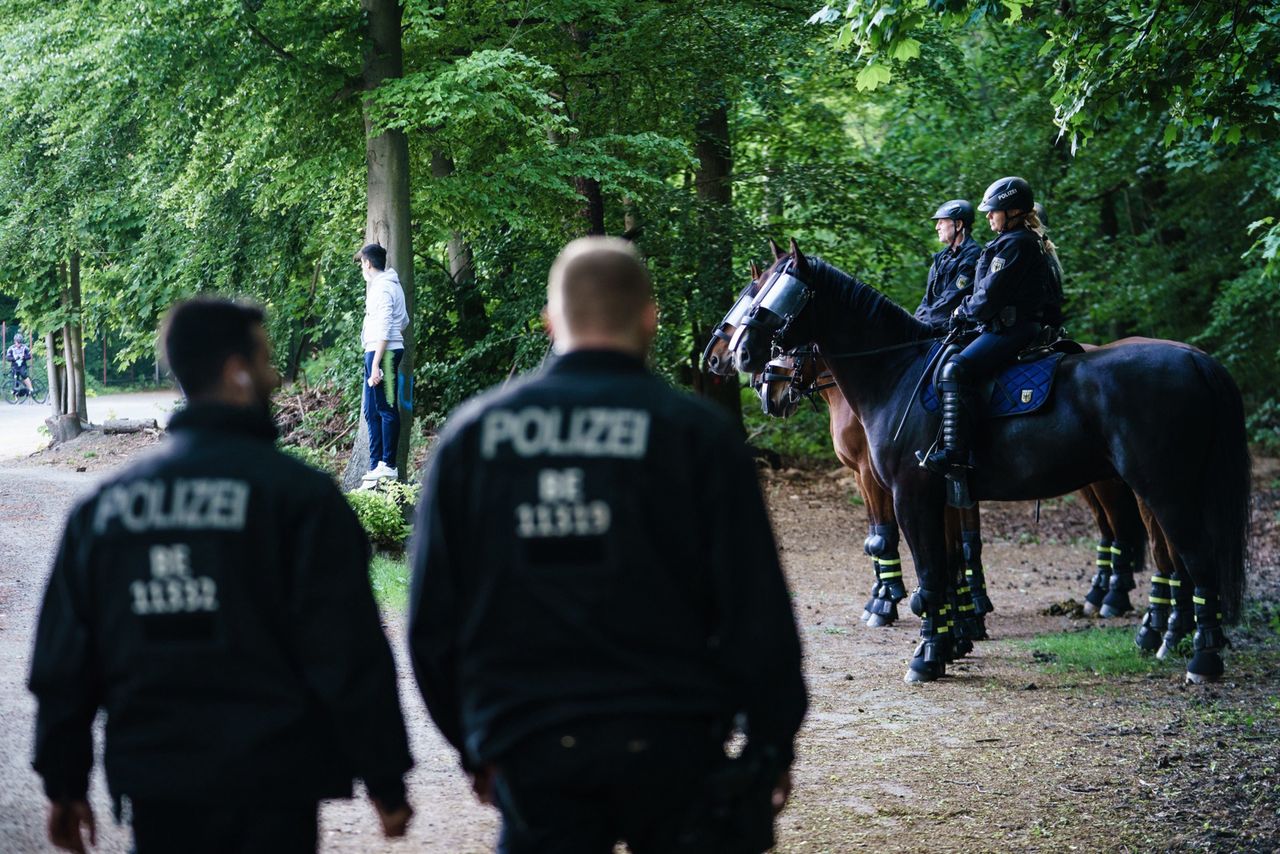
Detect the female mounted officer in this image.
<box><xmin>919</xmin><ymin>176</ymin><xmax>1064</xmax><ymax>506</ymax></box>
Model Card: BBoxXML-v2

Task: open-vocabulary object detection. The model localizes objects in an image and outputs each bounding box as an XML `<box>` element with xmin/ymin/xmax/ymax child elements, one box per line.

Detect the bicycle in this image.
<box><xmin>5</xmin><ymin>368</ymin><xmax>48</xmax><ymax>405</ymax></box>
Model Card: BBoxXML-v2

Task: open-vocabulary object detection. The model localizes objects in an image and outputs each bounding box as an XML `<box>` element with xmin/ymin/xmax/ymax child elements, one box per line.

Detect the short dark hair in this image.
<box><xmin>355</xmin><ymin>243</ymin><xmax>387</xmax><ymax>271</ymax></box>
<box><xmin>160</xmin><ymin>297</ymin><xmax>266</xmax><ymax>398</ymax></box>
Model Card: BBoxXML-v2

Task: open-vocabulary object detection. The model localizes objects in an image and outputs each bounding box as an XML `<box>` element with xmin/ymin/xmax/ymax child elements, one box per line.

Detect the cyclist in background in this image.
<box><xmin>6</xmin><ymin>332</ymin><xmax>34</xmax><ymax>396</ymax></box>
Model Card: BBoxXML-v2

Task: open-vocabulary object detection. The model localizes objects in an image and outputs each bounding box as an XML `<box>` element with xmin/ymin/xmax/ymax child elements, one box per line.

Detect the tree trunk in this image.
<box><xmin>431</xmin><ymin>151</ymin><xmax>488</xmax><ymax>347</ymax></box>
<box><xmin>344</xmin><ymin>0</ymin><xmax>415</xmax><ymax>490</ymax></box>
<box><xmin>693</xmin><ymin>101</ymin><xmax>743</xmax><ymax>429</ymax></box>
<box><xmin>44</xmin><ymin>330</ymin><xmax>62</xmax><ymax>414</ymax></box>
<box><xmin>69</xmin><ymin>251</ymin><xmax>88</xmax><ymax>423</ymax></box>
<box><xmin>574</xmin><ymin>176</ymin><xmax>606</xmax><ymax>235</ymax></box>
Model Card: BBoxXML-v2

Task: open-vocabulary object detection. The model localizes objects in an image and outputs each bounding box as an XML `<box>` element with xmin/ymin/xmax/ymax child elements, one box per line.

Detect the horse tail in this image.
<box><xmin>1192</xmin><ymin>352</ymin><xmax>1252</xmax><ymax>622</ymax></box>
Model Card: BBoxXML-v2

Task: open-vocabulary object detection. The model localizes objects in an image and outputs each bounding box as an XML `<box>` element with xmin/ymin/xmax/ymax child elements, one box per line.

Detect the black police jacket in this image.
<box><xmin>28</xmin><ymin>404</ymin><xmax>412</xmax><ymax>807</ymax></box>
<box><xmin>958</xmin><ymin>226</ymin><xmax>1063</xmax><ymax>329</ymax></box>
<box><xmin>914</xmin><ymin>237</ymin><xmax>981</xmax><ymax>331</ymax></box>
<box><xmin>409</xmin><ymin>350</ymin><xmax>807</xmax><ymax>770</ymax></box>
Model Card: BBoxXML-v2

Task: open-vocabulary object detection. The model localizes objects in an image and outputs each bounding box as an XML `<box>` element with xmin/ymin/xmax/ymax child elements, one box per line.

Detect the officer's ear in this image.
<box><xmin>541</xmin><ymin>305</ymin><xmax>555</xmax><ymax>341</ymax></box>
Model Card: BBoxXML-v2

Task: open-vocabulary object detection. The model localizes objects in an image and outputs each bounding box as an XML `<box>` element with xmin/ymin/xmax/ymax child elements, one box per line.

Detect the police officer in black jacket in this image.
<box><xmin>914</xmin><ymin>199</ymin><xmax>981</xmax><ymax>332</ymax></box>
<box><xmin>919</xmin><ymin>177</ymin><xmax>1064</xmax><ymax>507</ymax></box>
<box><xmin>28</xmin><ymin>298</ymin><xmax>414</xmax><ymax>854</ymax></box>
<box><xmin>409</xmin><ymin>237</ymin><xmax>807</xmax><ymax>853</ymax></box>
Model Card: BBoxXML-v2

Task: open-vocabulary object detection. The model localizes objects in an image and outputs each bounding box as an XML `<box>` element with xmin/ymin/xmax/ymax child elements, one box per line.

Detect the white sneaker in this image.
<box><xmin>362</xmin><ymin>462</ymin><xmax>398</xmax><ymax>482</ymax></box>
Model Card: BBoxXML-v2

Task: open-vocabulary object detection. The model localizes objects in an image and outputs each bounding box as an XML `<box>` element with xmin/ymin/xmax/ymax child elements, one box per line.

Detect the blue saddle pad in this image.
<box><xmin>921</xmin><ymin>342</ymin><xmax>1065</xmax><ymax>418</ymax></box>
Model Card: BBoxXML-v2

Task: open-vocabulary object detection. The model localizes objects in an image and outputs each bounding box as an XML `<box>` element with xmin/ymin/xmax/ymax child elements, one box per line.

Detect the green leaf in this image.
<box><xmin>1162</xmin><ymin>123</ymin><xmax>1178</xmax><ymax>146</ymax></box>
<box><xmin>855</xmin><ymin>62</ymin><xmax>892</xmax><ymax>91</ymax></box>
<box><xmin>890</xmin><ymin>37</ymin><xmax>921</xmax><ymax>62</ymax></box>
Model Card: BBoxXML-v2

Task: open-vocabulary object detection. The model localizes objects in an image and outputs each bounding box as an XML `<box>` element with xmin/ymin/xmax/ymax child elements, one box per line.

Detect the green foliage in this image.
<box><xmin>345</xmin><ymin>488</ymin><xmax>412</xmax><ymax>551</ymax></box>
<box><xmin>741</xmin><ymin>385</ymin><xmax>835</xmax><ymax>464</ymax></box>
<box><xmin>280</xmin><ymin>443</ymin><xmax>340</xmax><ymax>477</ymax></box>
<box><xmin>1020</xmin><ymin>626</ymin><xmax>1167</xmax><ymax>676</ymax></box>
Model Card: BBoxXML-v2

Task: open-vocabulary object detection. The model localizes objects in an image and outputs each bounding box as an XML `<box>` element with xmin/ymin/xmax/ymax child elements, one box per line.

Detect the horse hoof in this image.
<box><xmin>860</xmin><ymin>610</ymin><xmax>872</xmax><ymax>623</ymax></box>
<box><xmin>1099</xmin><ymin>604</ymin><xmax>1124</xmax><ymax>618</ymax></box>
<box><xmin>1156</xmin><ymin>642</ymin><xmax>1173</xmax><ymax>660</ymax></box>
<box><xmin>905</xmin><ymin>664</ymin><xmax>942</xmax><ymax>684</ymax></box>
<box><xmin>1185</xmin><ymin>670</ymin><xmax>1220</xmax><ymax>685</ymax></box>
<box><xmin>1082</xmin><ymin>601</ymin><xmax>1100</xmax><ymax>617</ymax></box>
<box><xmin>865</xmin><ymin>613</ymin><xmax>892</xmax><ymax>629</ymax></box>
<box><xmin>1186</xmin><ymin>651</ymin><xmax>1224</xmax><ymax>683</ymax></box>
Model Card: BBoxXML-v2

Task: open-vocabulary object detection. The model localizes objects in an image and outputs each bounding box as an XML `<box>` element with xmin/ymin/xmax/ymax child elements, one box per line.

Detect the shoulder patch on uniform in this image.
<box><xmin>956</xmin><ymin>276</ymin><xmax>970</xmax><ymax>289</ymax></box>
<box><xmin>989</xmin><ymin>257</ymin><xmax>1006</xmax><ymax>273</ymax></box>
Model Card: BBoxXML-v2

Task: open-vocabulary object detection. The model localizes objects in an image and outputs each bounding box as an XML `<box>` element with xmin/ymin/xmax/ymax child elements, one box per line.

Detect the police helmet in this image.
<box><xmin>1033</xmin><ymin>202</ymin><xmax>1048</xmax><ymax>228</ymax></box>
<box><xmin>13</xmin><ymin>332</ymin><xmax>22</xmax><ymax>344</ymax></box>
<box><xmin>977</xmin><ymin>176</ymin><xmax>1033</xmax><ymax>213</ymax></box>
<box><xmin>930</xmin><ymin>199</ymin><xmax>974</xmax><ymax>228</ymax></box>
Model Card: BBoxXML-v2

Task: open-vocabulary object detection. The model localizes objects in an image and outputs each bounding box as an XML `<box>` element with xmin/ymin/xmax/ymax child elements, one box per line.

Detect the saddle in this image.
<box><xmin>921</xmin><ymin>336</ymin><xmax>1082</xmax><ymax>418</ymax></box>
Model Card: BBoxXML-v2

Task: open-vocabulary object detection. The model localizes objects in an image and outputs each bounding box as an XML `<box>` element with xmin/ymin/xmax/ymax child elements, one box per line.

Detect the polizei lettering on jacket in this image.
<box><xmin>92</xmin><ymin>479</ymin><xmax>251</xmax><ymax>534</ymax></box>
<box><xmin>481</xmin><ymin>407</ymin><xmax>650</xmax><ymax>460</ymax></box>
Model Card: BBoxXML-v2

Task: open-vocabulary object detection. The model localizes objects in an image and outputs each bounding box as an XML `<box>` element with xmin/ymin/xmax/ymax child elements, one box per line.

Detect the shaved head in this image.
<box><xmin>546</xmin><ymin>237</ymin><xmax>655</xmax><ymax>354</ymax></box>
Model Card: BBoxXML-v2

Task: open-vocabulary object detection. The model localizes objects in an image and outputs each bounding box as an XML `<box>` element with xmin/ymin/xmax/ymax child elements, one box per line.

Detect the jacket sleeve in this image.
<box><xmin>287</xmin><ymin>485</ymin><xmax>413</xmax><ymax>807</ymax></box>
<box><xmin>407</xmin><ymin>433</ymin><xmax>469</xmax><ymax>765</ymax></box>
<box><xmin>367</xmin><ymin>281</ymin><xmax>395</xmax><ymax>343</ymax></box>
<box><xmin>961</xmin><ymin>238</ymin><xmax>1027</xmax><ymax>323</ymax></box>
<box><xmin>28</xmin><ymin>506</ymin><xmax>100</xmax><ymax>802</ymax></box>
<box><xmin>703</xmin><ymin>430</ymin><xmax>807</xmax><ymax>767</ymax></box>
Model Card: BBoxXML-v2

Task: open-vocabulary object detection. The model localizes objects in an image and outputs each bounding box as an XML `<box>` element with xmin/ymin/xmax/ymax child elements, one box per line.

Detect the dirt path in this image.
<box><xmin>1</xmin><ymin>450</ymin><xmax>1277</xmax><ymax>852</ymax></box>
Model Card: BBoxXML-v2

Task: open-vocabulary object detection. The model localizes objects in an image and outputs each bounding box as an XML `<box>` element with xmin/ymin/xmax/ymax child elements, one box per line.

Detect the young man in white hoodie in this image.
<box><xmin>356</xmin><ymin>243</ymin><xmax>410</xmax><ymax>484</ymax></box>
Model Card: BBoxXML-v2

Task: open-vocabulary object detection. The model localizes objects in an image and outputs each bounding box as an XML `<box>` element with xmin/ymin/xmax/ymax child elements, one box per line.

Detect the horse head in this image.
<box><xmin>732</xmin><ymin>238</ymin><xmax>815</xmax><ymax>374</ymax></box>
<box><xmin>701</xmin><ymin>261</ymin><xmax>766</xmax><ymax>376</ymax></box>
<box><xmin>755</xmin><ymin>347</ymin><xmax>829</xmax><ymax>418</ymax></box>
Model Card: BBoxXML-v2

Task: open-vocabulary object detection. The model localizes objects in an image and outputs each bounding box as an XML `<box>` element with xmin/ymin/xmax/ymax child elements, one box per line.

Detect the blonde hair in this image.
<box><xmin>1010</xmin><ymin>210</ymin><xmax>1058</xmax><ymax>257</ymax></box>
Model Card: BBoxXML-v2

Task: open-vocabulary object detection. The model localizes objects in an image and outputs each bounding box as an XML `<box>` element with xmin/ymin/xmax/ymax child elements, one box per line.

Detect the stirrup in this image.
<box><xmin>945</xmin><ymin>470</ymin><xmax>974</xmax><ymax>508</ymax></box>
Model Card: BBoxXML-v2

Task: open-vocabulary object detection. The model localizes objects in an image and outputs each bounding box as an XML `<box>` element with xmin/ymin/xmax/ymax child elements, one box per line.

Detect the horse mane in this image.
<box><xmin>806</xmin><ymin>256</ymin><xmax>933</xmax><ymax>344</ymax></box>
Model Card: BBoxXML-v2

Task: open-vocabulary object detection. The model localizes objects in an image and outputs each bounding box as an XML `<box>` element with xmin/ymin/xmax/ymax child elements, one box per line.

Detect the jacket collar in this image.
<box><xmin>543</xmin><ymin>349</ymin><xmax>649</xmax><ymax>376</ymax></box>
<box><xmin>167</xmin><ymin>402</ymin><xmax>279</xmax><ymax>442</ymax></box>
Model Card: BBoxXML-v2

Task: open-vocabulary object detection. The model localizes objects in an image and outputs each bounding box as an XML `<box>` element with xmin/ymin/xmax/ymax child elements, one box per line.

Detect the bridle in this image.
<box><xmin>754</xmin><ymin>345</ymin><xmax>838</xmax><ymax>416</ymax></box>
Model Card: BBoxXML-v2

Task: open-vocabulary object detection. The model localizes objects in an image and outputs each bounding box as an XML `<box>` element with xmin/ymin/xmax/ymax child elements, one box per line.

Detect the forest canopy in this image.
<box><xmin>1</xmin><ymin>0</ymin><xmax>1276</xmax><ymax>448</ymax></box>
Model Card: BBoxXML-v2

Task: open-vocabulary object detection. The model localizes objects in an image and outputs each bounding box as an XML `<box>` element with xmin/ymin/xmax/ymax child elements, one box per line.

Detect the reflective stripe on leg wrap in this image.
<box><xmin>1188</xmin><ymin>587</ymin><xmax>1228</xmax><ymax>680</ymax></box>
<box><xmin>961</xmin><ymin>530</ymin><xmax>994</xmax><ymax>616</ymax></box>
<box><xmin>1084</xmin><ymin>540</ymin><xmax>1113</xmax><ymax>608</ymax></box>
<box><xmin>876</xmin><ymin>557</ymin><xmax>906</xmax><ymax>603</ymax></box>
<box><xmin>1163</xmin><ymin>576</ymin><xmax>1195</xmax><ymax>648</ymax></box>
<box><xmin>1136</xmin><ymin>574</ymin><xmax>1172</xmax><ymax>652</ymax></box>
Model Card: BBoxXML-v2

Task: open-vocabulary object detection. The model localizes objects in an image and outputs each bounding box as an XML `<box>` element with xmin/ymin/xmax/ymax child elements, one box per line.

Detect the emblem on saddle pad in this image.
<box><xmin>1021</xmin><ymin>389</ymin><xmax>1033</xmax><ymax>403</ymax></box>
<box><xmin>990</xmin><ymin>257</ymin><xmax>1006</xmax><ymax>273</ymax></box>
<box><xmin>957</xmin><ymin>276</ymin><xmax>970</xmax><ymax>289</ymax></box>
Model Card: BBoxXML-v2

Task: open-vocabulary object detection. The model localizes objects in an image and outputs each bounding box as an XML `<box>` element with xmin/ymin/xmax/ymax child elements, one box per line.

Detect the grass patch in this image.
<box><xmin>370</xmin><ymin>554</ymin><xmax>409</xmax><ymax>611</ymax></box>
<box><xmin>1018</xmin><ymin>625</ymin><xmax>1168</xmax><ymax>676</ymax></box>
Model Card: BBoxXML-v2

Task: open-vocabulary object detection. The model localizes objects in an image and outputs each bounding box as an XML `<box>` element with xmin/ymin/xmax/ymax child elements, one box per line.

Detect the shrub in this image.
<box><xmin>345</xmin><ymin>488</ymin><xmax>412</xmax><ymax>550</ymax></box>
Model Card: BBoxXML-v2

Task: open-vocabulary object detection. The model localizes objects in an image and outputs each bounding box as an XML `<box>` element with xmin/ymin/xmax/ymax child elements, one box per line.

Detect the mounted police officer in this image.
<box><xmin>915</xmin><ymin>199</ymin><xmax>981</xmax><ymax>332</ymax></box>
<box><xmin>29</xmin><ymin>297</ymin><xmax>414</xmax><ymax>854</ymax></box>
<box><xmin>409</xmin><ymin>236</ymin><xmax>807</xmax><ymax>853</ymax></box>
<box><xmin>919</xmin><ymin>177</ymin><xmax>1065</xmax><ymax>507</ymax></box>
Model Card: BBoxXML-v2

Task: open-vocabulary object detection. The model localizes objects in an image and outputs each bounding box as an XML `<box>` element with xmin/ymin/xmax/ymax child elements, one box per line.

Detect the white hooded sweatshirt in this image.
<box><xmin>362</xmin><ymin>267</ymin><xmax>410</xmax><ymax>352</ymax></box>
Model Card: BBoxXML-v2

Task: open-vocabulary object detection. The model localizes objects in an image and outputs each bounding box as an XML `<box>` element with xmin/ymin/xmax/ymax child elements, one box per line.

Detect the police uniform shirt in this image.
<box><xmin>914</xmin><ymin>236</ymin><xmax>981</xmax><ymax>331</ymax></box>
<box><xmin>958</xmin><ymin>226</ymin><xmax>1060</xmax><ymax>327</ymax></box>
<box><xmin>28</xmin><ymin>403</ymin><xmax>413</xmax><ymax>807</ymax></box>
<box><xmin>409</xmin><ymin>349</ymin><xmax>807</xmax><ymax>771</ymax></box>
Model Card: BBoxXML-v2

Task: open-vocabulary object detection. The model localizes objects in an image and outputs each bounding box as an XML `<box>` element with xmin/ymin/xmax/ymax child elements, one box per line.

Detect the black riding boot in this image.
<box><xmin>920</xmin><ymin>360</ymin><xmax>975</xmax><ymax>508</ymax></box>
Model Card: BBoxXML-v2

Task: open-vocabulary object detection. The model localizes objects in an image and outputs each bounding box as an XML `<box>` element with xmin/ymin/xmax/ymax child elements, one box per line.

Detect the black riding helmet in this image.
<box><xmin>977</xmin><ymin>176</ymin><xmax>1033</xmax><ymax>213</ymax></box>
<box><xmin>930</xmin><ymin>199</ymin><xmax>974</xmax><ymax>228</ymax></box>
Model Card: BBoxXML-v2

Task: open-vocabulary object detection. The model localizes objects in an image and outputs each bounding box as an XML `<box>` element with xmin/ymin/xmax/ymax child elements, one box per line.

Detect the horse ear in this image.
<box><xmin>768</xmin><ymin>238</ymin><xmax>784</xmax><ymax>260</ymax></box>
<box><xmin>789</xmin><ymin>238</ymin><xmax>809</xmax><ymax>275</ymax></box>
<box><xmin>749</xmin><ymin>261</ymin><xmax>762</xmax><ymax>280</ymax></box>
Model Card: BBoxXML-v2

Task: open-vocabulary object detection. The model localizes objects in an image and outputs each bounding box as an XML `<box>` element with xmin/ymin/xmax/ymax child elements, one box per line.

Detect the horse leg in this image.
<box><xmin>1094</xmin><ymin>479</ymin><xmax>1145</xmax><ymax>618</ymax></box>
<box><xmin>861</xmin><ymin>465</ymin><xmax>905</xmax><ymax>629</ymax></box>
<box><xmin>957</xmin><ymin>504</ymin><xmax>992</xmax><ymax>639</ymax></box>
<box><xmin>895</xmin><ymin>481</ymin><xmax>953</xmax><ymax>683</ymax></box>
<box><xmin>1077</xmin><ymin>484</ymin><xmax>1115</xmax><ymax>617</ymax></box>
<box><xmin>1135</xmin><ymin>500</ymin><xmax>1177</xmax><ymax>653</ymax></box>
<box><xmin>945</xmin><ymin>507</ymin><xmax>976</xmax><ymax>658</ymax></box>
